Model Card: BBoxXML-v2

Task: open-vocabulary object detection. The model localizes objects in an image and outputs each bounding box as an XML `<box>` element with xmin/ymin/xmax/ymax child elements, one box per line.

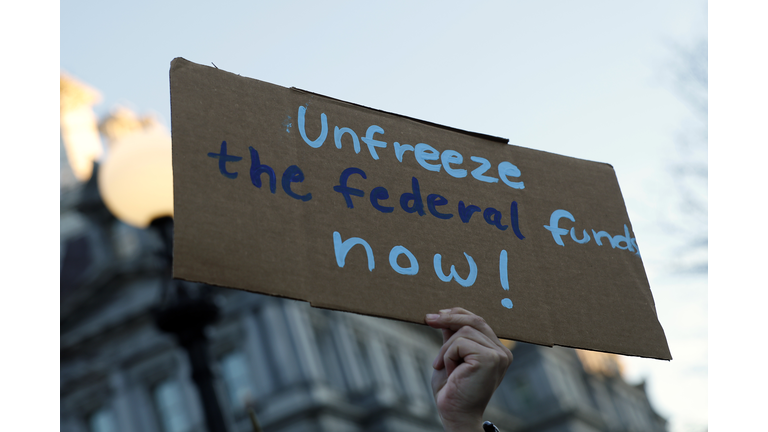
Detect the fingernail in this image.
<box><xmin>439</xmin><ymin>309</ymin><xmax>451</xmax><ymax>313</ymax></box>
<box><xmin>426</xmin><ymin>314</ymin><xmax>440</xmax><ymax>321</ymax></box>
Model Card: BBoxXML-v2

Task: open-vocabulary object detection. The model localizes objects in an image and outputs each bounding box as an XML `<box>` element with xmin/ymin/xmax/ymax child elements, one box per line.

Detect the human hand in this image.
<box><xmin>425</xmin><ymin>308</ymin><xmax>514</xmax><ymax>432</ymax></box>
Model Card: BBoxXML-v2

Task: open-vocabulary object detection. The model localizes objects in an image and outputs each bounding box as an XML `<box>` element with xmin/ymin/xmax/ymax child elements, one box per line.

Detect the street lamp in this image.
<box><xmin>97</xmin><ymin>122</ymin><xmax>229</xmax><ymax>432</ymax></box>
<box><xmin>97</xmin><ymin>122</ymin><xmax>173</xmax><ymax>228</ymax></box>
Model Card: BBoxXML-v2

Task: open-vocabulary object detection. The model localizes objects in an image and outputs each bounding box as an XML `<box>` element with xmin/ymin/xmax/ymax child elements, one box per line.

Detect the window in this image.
<box><xmin>308</xmin><ymin>312</ymin><xmax>347</xmax><ymax>391</ymax></box>
<box><xmin>220</xmin><ymin>350</ymin><xmax>254</xmax><ymax>409</ymax></box>
<box><xmin>60</xmin><ymin>234</ymin><xmax>92</xmax><ymax>297</ymax></box>
<box><xmin>512</xmin><ymin>375</ymin><xmax>536</xmax><ymax>409</ymax></box>
<box><xmin>417</xmin><ymin>354</ymin><xmax>435</xmax><ymax>400</ymax></box>
<box><xmin>87</xmin><ymin>407</ymin><xmax>117</xmax><ymax>432</ymax></box>
<box><xmin>557</xmin><ymin>362</ymin><xmax>587</xmax><ymax>405</ymax></box>
<box><xmin>354</xmin><ymin>335</ymin><xmax>374</xmax><ymax>390</ymax></box>
<box><xmin>152</xmin><ymin>379</ymin><xmax>192</xmax><ymax>432</ymax></box>
<box><xmin>112</xmin><ymin>221</ymin><xmax>140</xmax><ymax>260</ymax></box>
<box><xmin>387</xmin><ymin>346</ymin><xmax>407</xmax><ymax>398</ymax></box>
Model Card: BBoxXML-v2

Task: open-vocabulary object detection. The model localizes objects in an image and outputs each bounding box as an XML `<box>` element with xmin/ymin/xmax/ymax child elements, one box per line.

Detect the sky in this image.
<box><xmin>56</xmin><ymin>1</ymin><xmax>713</xmax><ymax>430</ymax></box>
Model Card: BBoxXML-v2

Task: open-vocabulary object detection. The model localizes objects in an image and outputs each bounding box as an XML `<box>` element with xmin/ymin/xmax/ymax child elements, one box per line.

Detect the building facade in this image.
<box><xmin>61</xmin><ymin>168</ymin><xmax>667</xmax><ymax>432</ymax></box>
<box><xmin>60</xmin><ymin>76</ymin><xmax>667</xmax><ymax>432</ymax></box>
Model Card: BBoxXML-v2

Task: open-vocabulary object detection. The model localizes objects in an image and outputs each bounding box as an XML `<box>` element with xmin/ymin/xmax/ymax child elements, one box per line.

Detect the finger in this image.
<box><xmin>431</xmin><ymin>366</ymin><xmax>447</xmax><ymax>397</ymax></box>
<box><xmin>425</xmin><ymin>307</ymin><xmax>474</xmax><ymax>324</ymax></box>
<box><xmin>433</xmin><ymin>328</ymin><xmax>456</xmax><ymax>370</ymax></box>
<box><xmin>427</xmin><ymin>308</ymin><xmax>514</xmax><ymax>371</ymax></box>
<box><xmin>427</xmin><ymin>312</ymin><xmax>457</xmax><ymax>369</ymax></box>
<box><xmin>430</xmin><ymin>308</ymin><xmax>513</xmax><ymax>367</ymax></box>
<box><xmin>443</xmin><ymin>335</ymin><xmax>496</xmax><ymax>378</ymax></box>
<box><xmin>427</xmin><ymin>309</ymin><xmax>506</xmax><ymax>352</ymax></box>
<box><xmin>439</xmin><ymin>307</ymin><xmax>474</xmax><ymax>316</ymax></box>
<box><xmin>425</xmin><ymin>308</ymin><xmax>478</xmax><ymax>336</ymax></box>
<box><xmin>435</xmin><ymin>325</ymin><xmax>500</xmax><ymax>370</ymax></box>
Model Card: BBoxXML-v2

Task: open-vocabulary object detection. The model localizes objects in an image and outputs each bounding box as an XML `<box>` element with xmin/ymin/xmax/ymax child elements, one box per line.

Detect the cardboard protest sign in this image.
<box><xmin>170</xmin><ymin>57</ymin><xmax>671</xmax><ymax>360</ymax></box>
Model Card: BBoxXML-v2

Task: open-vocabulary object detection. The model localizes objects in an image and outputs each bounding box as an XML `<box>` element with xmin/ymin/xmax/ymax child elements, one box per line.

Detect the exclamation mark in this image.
<box><xmin>500</xmin><ymin>250</ymin><xmax>513</xmax><ymax>309</ymax></box>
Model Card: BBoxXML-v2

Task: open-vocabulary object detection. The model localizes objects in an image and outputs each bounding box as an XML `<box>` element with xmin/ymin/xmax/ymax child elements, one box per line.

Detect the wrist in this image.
<box><xmin>440</xmin><ymin>415</ymin><xmax>485</xmax><ymax>432</ymax></box>
<box><xmin>442</xmin><ymin>425</ymin><xmax>484</xmax><ymax>432</ymax></box>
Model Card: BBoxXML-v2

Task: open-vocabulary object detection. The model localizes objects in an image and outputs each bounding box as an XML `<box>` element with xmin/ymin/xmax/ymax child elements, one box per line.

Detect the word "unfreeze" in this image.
<box><xmin>296</xmin><ymin>105</ymin><xmax>526</xmax><ymax>190</ymax></box>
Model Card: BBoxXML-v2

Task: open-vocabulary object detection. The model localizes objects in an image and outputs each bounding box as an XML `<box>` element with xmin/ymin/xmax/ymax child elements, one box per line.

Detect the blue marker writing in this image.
<box><xmin>499</xmin><ymin>250</ymin><xmax>513</xmax><ymax>310</ymax></box>
<box><xmin>208</xmin><ymin>141</ymin><xmax>242</xmax><ymax>179</ymax></box>
<box><xmin>433</xmin><ymin>253</ymin><xmax>477</xmax><ymax>287</ymax></box>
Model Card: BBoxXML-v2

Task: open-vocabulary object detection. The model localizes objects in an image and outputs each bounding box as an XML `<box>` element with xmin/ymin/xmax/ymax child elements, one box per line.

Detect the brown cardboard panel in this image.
<box><xmin>169</xmin><ymin>57</ymin><xmax>671</xmax><ymax>360</ymax></box>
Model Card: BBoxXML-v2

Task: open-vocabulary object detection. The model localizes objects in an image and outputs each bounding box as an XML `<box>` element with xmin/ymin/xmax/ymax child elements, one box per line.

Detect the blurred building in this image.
<box><xmin>60</xmin><ymin>78</ymin><xmax>668</xmax><ymax>432</ymax></box>
<box><xmin>60</xmin><ymin>73</ymin><xmax>103</xmax><ymax>190</ymax></box>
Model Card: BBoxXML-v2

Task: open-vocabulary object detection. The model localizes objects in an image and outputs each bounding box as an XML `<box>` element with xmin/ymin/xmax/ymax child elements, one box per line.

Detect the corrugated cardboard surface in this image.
<box><xmin>170</xmin><ymin>58</ymin><xmax>671</xmax><ymax>360</ymax></box>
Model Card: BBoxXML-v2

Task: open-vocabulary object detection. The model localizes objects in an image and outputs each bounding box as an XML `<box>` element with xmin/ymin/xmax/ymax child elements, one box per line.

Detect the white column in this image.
<box><xmin>260</xmin><ymin>300</ymin><xmax>302</xmax><ymax>386</ymax></box>
<box><xmin>109</xmin><ymin>369</ymin><xmax>139</xmax><ymax>432</ymax></box>
<box><xmin>395</xmin><ymin>346</ymin><xmax>431</xmax><ymax>410</ymax></box>
<box><xmin>330</xmin><ymin>317</ymin><xmax>368</xmax><ymax>392</ymax></box>
<box><xmin>176</xmin><ymin>349</ymin><xmax>205</xmax><ymax>431</ymax></box>
<box><xmin>282</xmin><ymin>300</ymin><xmax>324</xmax><ymax>383</ymax></box>
<box><xmin>362</xmin><ymin>332</ymin><xmax>399</xmax><ymax>404</ymax></box>
<box><xmin>241</xmin><ymin>311</ymin><xmax>276</xmax><ymax>399</ymax></box>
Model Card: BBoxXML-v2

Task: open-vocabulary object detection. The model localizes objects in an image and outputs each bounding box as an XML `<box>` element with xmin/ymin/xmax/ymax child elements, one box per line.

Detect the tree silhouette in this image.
<box><xmin>664</xmin><ymin>36</ymin><xmax>708</xmax><ymax>275</ymax></box>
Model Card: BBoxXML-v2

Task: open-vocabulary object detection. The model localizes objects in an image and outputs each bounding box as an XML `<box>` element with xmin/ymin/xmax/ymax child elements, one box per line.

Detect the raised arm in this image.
<box><xmin>426</xmin><ymin>308</ymin><xmax>514</xmax><ymax>432</ymax></box>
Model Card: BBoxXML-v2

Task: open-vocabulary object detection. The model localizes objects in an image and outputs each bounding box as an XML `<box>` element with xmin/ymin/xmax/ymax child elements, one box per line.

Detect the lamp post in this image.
<box><xmin>97</xmin><ymin>122</ymin><xmax>229</xmax><ymax>432</ymax></box>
